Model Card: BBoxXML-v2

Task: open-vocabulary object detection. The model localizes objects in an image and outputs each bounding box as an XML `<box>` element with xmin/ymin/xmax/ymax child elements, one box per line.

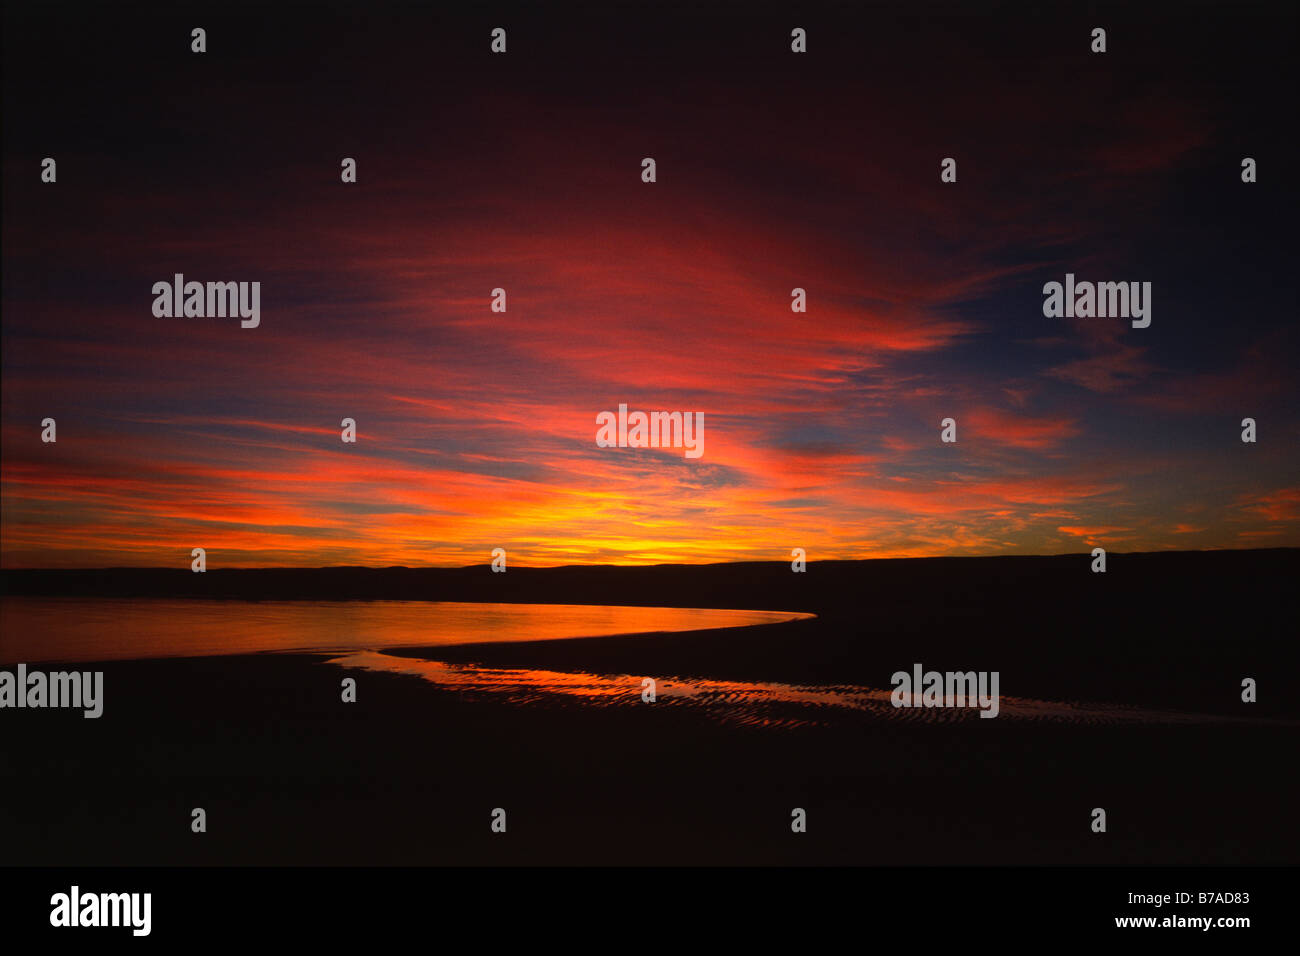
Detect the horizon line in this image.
<box><xmin>3</xmin><ymin>545</ymin><xmax>1297</xmax><ymax>574</ymax></box>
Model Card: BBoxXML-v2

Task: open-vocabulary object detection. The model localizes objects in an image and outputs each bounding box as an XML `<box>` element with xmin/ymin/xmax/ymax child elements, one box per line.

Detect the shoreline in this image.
<box><xmin>3</xmin><ymin>646</ymin><xmax>1296</xmax><ymax>865</ymax></box>
<box><xmin>3</xmin><ymin>549</ymin><xmax>1296</xmax><ymax>864</ymax></box>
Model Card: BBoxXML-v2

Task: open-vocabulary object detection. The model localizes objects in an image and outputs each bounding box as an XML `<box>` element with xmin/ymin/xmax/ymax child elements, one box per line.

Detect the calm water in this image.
<box><xmin>0</xmin><ymin>597</ymin><xmax>813</xmax><ymax>664</ymax></box>
<box><xmin>1</xmin><ymin>598</ymin><xmax>1274</xmax><ymax>728</ymax></box>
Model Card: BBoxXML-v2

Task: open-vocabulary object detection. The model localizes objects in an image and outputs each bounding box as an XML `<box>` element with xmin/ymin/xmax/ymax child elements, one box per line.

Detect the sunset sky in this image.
<box><xmin>3</xmin><ymin>5</ymin><xmax>1297</xmax><ymax>567</ymax></box>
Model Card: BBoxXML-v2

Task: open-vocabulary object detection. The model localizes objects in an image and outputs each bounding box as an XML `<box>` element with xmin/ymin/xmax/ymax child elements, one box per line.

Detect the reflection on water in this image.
<box><xmin>0</xmin><ymin>597</ymin><xmax>814</xmax><ymax>664</ymax></box>
<box><xmin>4</xmin><ymin>597</ymin><xmax>1280</xmax><ymax>730</ymax></box>
<box><xmin>327</xmin><ymin>649</ymin><xmax>1278</xmax><ymax>729</ymax></box>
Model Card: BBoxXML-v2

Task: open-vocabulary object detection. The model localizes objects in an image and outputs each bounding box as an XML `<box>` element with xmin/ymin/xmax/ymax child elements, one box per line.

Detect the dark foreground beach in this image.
<box><xmin>2</xmin><ymin>550</ymin><xmax>1297</xmax><ymax>865</ymax></box>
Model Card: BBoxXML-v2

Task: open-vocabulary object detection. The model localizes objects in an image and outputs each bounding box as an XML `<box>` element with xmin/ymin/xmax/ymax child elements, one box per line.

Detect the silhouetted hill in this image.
<box><xmin>3</xmin><ymin>549</ymin><xmax>1297</xmax><ymax>621</ymax></box>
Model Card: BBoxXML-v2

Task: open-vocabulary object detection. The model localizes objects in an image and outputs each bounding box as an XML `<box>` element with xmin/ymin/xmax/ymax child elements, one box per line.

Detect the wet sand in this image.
<box><xmin>3</xmin><ymin>550</ymin><xmax>1297</xmax><ymax>865</ymax></box>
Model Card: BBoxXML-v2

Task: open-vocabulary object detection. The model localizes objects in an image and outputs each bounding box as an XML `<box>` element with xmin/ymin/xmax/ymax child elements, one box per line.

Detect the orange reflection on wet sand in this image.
<box><xmin>326</xmin><ymin>650</ymin><xmax>1286</xmax><ymax>729</ymax></box>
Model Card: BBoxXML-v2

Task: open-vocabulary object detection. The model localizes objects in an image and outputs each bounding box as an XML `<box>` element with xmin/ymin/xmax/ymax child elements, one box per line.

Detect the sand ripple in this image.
<box><xmin>326</xmin><ymin>650</ymin><xmax>1291</xmax><ymax>730</ymax></box>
